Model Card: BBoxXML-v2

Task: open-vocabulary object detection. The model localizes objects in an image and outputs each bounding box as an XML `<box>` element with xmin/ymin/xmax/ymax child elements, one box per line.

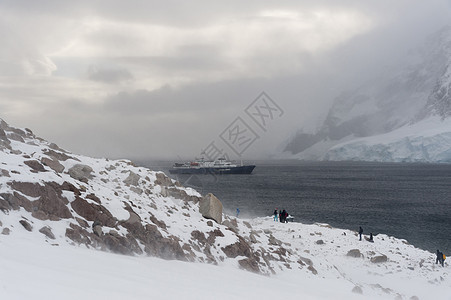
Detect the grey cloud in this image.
<box><xmin>87</xmin><ymin>66</ymin><xmax>133</xmax><ymax>83</ymax></box>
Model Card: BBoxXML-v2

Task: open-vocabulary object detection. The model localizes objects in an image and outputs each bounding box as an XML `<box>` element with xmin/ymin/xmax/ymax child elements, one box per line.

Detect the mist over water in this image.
<box><xmin>138</xmin><ymin>160</ymin><xmax>451</xmax><ymax>254</ymax></box>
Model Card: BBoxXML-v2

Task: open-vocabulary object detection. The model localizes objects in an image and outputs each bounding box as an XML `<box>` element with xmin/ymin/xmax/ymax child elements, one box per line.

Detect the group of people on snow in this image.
<box><xmin>273</xmin><ymin>209</ymin><xmax>290</xmax><ymax>223</ymax></box>
<box><xmin>358</xmin><ymin>226</ymin><xmax>373</xmax><ymax>243</ymax></box>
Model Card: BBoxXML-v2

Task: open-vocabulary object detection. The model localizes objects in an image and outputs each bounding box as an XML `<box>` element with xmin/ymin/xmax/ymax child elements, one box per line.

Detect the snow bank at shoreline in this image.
<box><xmin>1</xmin><ymin>216</ymin><xmax>450</xmax><ymax>300</ymax></box>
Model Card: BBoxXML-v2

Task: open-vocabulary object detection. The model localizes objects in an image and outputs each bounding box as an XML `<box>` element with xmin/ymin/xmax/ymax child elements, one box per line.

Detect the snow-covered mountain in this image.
<box><xmin>284</xmin><ymin>26</ymin><xmax>451</xmax><ymax>162</ymax></box>
<box><xmin>1</xmin><ymin>117</ymin><xmax>450</xmax><ymax>299</ymax></box>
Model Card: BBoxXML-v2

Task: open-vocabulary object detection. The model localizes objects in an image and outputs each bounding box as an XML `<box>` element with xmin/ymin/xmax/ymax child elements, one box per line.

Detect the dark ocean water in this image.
<box><xmin>136</xmin><ymin>160</ymin><xmax>451</xmax><ymax>254</ymax></box>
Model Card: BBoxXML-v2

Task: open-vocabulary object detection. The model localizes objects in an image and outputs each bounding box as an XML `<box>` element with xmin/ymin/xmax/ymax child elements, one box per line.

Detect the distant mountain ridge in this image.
<box><xmin>285</xmin><ymin>26</ymin><xmax>451</xmax><ymax>162</ymax></box>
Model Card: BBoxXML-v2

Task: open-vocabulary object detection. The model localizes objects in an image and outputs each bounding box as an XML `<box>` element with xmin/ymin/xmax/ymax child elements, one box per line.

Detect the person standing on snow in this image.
<box><xmin>436</xmin><ymin>250</ymin><xmax>445</xmax><ymax>266</ymax></box>
<box><xmin>274</xmin><ymin>209</ymin><xmax>278</xmax><ymax>221</ymax></box>
<box><xmin>236</xmin><ymin>208</ymin><xmax>240</xmax><ymax>218</ymax></box>
<box><xmin>358</xmin><ymin>226</ymin><xmax>363</xmax><ymax>241</ymax></box>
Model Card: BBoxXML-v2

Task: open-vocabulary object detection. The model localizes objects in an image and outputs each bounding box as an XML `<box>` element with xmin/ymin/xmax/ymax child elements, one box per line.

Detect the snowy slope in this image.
<box><xmin>284</xmin><ymin>26</ymin><xmax>451</xmax><ymax>163</ymax></box>
<box><xmin>0</xmin><ymin>117</ymin><xmax>450</xmax><ymax>299</ymax></box>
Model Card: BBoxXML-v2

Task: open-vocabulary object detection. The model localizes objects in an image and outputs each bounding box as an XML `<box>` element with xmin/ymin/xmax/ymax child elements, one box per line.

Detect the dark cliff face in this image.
<box><xmin>285</xmin><ymin>26</ymin><xmax>451</xmax><ymax>156</ymax></box>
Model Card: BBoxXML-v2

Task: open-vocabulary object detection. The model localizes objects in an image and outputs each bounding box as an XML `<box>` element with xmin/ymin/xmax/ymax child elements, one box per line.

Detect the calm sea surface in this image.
<box><xmin>136</xmin><ymin>160</ymin><xmax>451</xmax><ymax>254</ymax></box>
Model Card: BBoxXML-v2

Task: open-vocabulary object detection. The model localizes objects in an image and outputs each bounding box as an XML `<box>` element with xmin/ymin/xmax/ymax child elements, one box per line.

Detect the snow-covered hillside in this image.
<box><xmin>0</xmin><ymin>117</ymin><xmax>450</xmax><ymax>299</ymax></box>
<box><xmin>284</xmin><ymin>26</ymin><xmax>451</xmax><ymax>163</ymax></box>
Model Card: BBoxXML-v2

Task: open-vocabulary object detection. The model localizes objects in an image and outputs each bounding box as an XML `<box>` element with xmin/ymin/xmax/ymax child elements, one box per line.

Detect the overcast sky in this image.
<box><xmin>1</xmin><ymin>0</ymin><xmax>450</xmax><ymax>160</ymax></box>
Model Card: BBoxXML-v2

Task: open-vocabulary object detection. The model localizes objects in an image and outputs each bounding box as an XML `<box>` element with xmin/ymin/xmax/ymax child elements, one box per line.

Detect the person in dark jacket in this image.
<box><xmin>436</xmin><ymin>250</ymin><xmax>441</xmax><ymax>264</ymax></box>
<box><xmin>282</xmin><ymin>209</ymin><xmax>287</xmax><ymax>223</ymax></box>
<box><xmin>368</xmin><ymin>232</ymin><xmax>374</xmax><ymax>242</ymax></box>
<box><xmin>274</xmin><ymin>209</ymin><xmax>278</xmax><ymax>222</ymax></box>
<box><xmin>279</xmin><ymin>210</ymin><xmax>283</xmax><ymax>223</ymax></box>
<box><xmin>359</xmin><ymin>226</ymin><xmax>363</xmax><ymax>241</ymax></box>
<box><xmin>436</xmin><ymin>250</ymin><xmax>445</xmax><ymax>266</ymax></box>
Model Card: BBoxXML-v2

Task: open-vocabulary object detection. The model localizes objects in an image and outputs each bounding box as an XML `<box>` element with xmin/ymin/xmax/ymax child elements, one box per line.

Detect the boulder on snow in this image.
<box><xmin>19</xmin><ymin>220</ymin><xmax>33</xmax><ymax>231</ymax></box>
<box><xmin>347</xmin><ymin>249</ymin><xmax>363</xmax><ymax>258</ymax></box>
<box><xmin>352</xmin><ymin>286</ymin><xmax>363</xmax><ymax>294</ymax></box>
<box><xmin>199</xmin><ymin>193</ymin><xmax>223</xmax><ymax>224</ymax></box>
<box><xmin>370</xmin><ymin>254</ymin><xmax>388</xmax><ymax>263</ymax></box>
<box><xmin>155</xmin><ymin>172</ymin><xmax>174</xmax><ymax>186</ymax></box>
<box><xmin>123</xmin><ymin>171</ymin><xmax>140</xmax><ymax>186</ymax></box>
<box><xmin>24</xmin><ymin>160</ymin><xmax>47</xmax><ymax>172</ymax></box>
<box><xmin>41</xmin><ymin>157</ymin><xmax>65</xmax><ymax>173</ymax></box>
<box><xmin>39</xmin><ymin>226</ymin><xmax>56</xmax><ymax>239</ymax></box>
<box><xmin>68</xmin><ymin>164</ymin><xmax>93</xmax><ymax>183</ymax></box>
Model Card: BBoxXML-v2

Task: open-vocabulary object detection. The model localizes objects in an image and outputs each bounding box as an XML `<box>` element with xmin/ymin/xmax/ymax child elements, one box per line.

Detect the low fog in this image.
<box><xmin>1</xmin><ymin>0</ymin><xmax>450</xmax><ymax>160</ymax></box>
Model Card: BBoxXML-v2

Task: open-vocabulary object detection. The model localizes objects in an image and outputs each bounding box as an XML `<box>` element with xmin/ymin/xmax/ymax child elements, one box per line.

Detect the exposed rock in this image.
<box><xmin>221</xmin><ymin>236</ymin><xmax>253</xmax><ymax>258</ymax></box>
<box><xmin>24</xmin><ymin>160</ymin><xmax>47</xmax><ymax>172</ymax></box>
<box><xmin>298</xmin><ymin>256</ymin><xmax>313</xmax><ymax>267</ymax></box>
<box><xmin>308</xmin><ymin>265</ymin><xmax>318</xmax><ymax>275</ymax></box>
<box><xmin>371</xmin><ymin>254</ymin><xmax>388</xmax><ymax>263</ymax></box>
<box><xmin>0</xmin><ymin>128</ymin><xmax>6</xmax><ymax>139</ymax></box>
<box><xmin>207</xmin><ymin>229</ymin><xmax>224</xmax><ymax>244</ymax></box>
<box><xmin>86</xmin><ymin>193</ymin><xmax>101</xmax><ymax>204</ymax></box>
<box><xmin>93</xmin><ymin>225</ymin><xmax>103</xmax><ymax>237</ymax></box>
<box><xmin>124</xmin><ymin>205</ymin><xmax>141</xmax><ymax>224</ymax></box>
<box><xmin>39</xmin><ymin>226</ymin><xmax>56</xmax><ymax>239</ymax></box>
<box><xmin>409</xmin><ymin>296</ymin><xmax>419</xmax><ymax>300</ymax></box>
<box><xmin>191</xmin><ymin>230</ymin><xmax>208</xmax><ymax>245</ymax></box>
<box><xmin>249</xmin><ymin>233</ymin><xmax>258</xmax><ymax>243</ymax></box>
<box><xmin>222</xmin><ymin>219</ymin><xmax>238</xmax><ymax>233</ymax></box>
<box><xmin>352</xmin><ymin>286</ymin><xmax>363</xmax><ymax>294</ymax></box>
<box><xmin>7</xmin><ymin>182</ymin><xmax>73</xmax><ymax>220</ymax></box>
<box><xmin>41</xmin><ymin>157</ymin><xmax>65</xmax><ymax>173</ymax></box>
<box><xmin>238</xmin><ymin>257</ymin><xmax>260</xmax><ymax>273</ymax></box>
<box><xmin>49</xmin><ymin>143</ymin><xmax>64</xmax><ymax>151</ymax></box>
<box><xmin>1</xmin><ymin>227</ymin><xmax>10</xmax><ymax>235</ymax></box>
<box><xmin>155</xmin><ymin>172</ymin><xmax>174</xmax><ymax>186</ymax></box>
<box><xmin>347</xmin><ymin>249</ymin><xmax>363</xmax><ymax>258</ymax></box>
<box><xmin>123</xmin><ymin>171</ymin><xmax>140</xmax><ymax>186</ymax></box>
<box><xmin>122</xmin><ymin>221</ymin><xmax>186</xmax><ymax>260</ymax></box>
<box><xmin>316</xmin><ymin>239</ymin><xmax>324</xmax><ymax>245</ymax></box>
<box><xmin>19</xmin><ymin>220</ymin><xmax>33</xmax><ymax>231</ymax></box>
<box><xmin>268</xmin><ymin>234</ymin><xmax>282</xmax><ymax>246</ymax></box>
<box><xmin>7</xmin><ymin>132</ymin><xmax>25</xmax><ymax>143</ymax></box>
<box><xmin>165</xmin><ymin>187</ymin><xmax>200</xmax><ymax>203</ymax></box>
<box><xmin>76</xmin><ymin>217</ymin><xmax>89</xmax><ymax>228</ymax></box>
<box><xmin>103</xmin><ymin>231</ymin><xmax>141</xmax><ymax>255</ymax></box>
<box><xmin>43</xmin><ymin>149</ymin><xmax>79</xmax><ymax>162</ymax></box>
<box><xmin>130</xmin><ymin>186</ymin><xmax>143</xmax><ymax>194</ymax></box>
<box><xmin>71</xmin><ymin>197</ymin><xmax>116</xmax><ymax>227</ymax></box>
<box><xmin>199</xmin><ymin>193</ymin><xmax>223</xmax><ymax>224</ymax></box>
<box><xmin>68</xmin><ymin>164</ymin><xmax>93</xmax><ymax>183</ymax></box>
<box><xmin>207</xmin><ymin>220</ymin><xmax>213</xmax><ymax>227</ymax></box>
<box><xmin>65</xmin><ymin>224</ymin><xmax>95</xmax><ymax>247</ymax></box>
<box><xmin>1</xmin><ymin>169</ymin><xmax>10</xmax><ymax>177</ymax></box>
<box><xmin>149</xmin><ymin>214</ymin><xmax>167</xmax><ymax>230</ymax></box>
<box><xmin>60</xmin><ymin>181</ymin><xmax>81</xmax><ymax>196</ymax></box>
<box><xmin>419</xmin><ymin>259</ymin><xmax>425</xmax><ymax>268</ymax></box>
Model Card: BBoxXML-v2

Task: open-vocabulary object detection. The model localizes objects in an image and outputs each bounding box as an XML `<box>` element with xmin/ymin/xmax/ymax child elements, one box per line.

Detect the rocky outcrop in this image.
<box><xmin>68</xmin><ymin>164</ymin><xmax>93</xmax><ymax>183</ymax></box>
<box><xmin>199</xmin><ymin>193</ymin><xmax>223</xmax><ymax>224</ymax></box>
<box><xmin>24</xmin><ymin>160</ymin><xmax>47</xmax><ymax>172</ymax></box>
<box><xmin>19</xmin><ymin>220</ymin><xmax>32</xmax><ymax>231</ymax></box>
<box><xmin>39</xmin><ymin>226</ymin><xmax>56</xmax><ymax>239</ymax></box>
<box><xmin>8</xmin><ymin>181</ymin><xmax>73</xmax><ymax>220</ymax></box>
<box><xmin>71</xmin><ymin>197</ymin><xmax>116</xmax><ymax>227</ymax></box>
<box><xmin>123</xmin><ymin>171</ymin><xmax>140</xmax><ymax>186</ymax></box>
<box><xmin>41</xmin><ymin>157</ymin><xmax>65</xmax><ymax>173</ymax></box>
